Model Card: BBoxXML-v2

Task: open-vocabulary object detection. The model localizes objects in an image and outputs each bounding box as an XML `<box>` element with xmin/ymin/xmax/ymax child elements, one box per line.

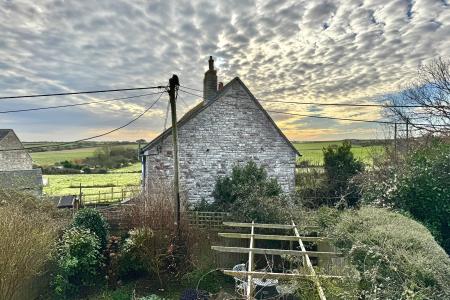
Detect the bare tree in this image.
<box><xmin>387</xmin><ymin>57</ymin><xmax>450</xmax><ymax>135</ymax></box>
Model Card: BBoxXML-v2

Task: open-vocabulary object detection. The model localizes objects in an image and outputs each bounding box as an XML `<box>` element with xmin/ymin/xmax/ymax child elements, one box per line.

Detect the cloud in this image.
<box><xmin>0</xmin><ymin>0</ymin><xmax>449</xmax><ymax>141</ymax></box>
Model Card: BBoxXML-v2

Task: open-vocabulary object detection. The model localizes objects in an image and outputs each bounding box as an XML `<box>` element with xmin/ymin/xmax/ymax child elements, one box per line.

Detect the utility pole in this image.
<box><xmin>168</xmin><ymin>75</ymin><xmax>181</xmax><ymax>230</ymax></box>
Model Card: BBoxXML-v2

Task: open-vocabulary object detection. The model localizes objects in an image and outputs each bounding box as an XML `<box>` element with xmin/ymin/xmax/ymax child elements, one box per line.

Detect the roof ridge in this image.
<box><xmin>140</xmin><ymin>78</ymin><xmax>300</xmax><ymax>156</ymax></box>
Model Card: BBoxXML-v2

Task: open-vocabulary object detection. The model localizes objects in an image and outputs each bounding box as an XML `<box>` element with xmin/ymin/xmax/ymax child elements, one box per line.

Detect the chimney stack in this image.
<box><xmin>203</xmin><ymin>56</ymin><xmax>218</xmax><ymax>103</ymax></box>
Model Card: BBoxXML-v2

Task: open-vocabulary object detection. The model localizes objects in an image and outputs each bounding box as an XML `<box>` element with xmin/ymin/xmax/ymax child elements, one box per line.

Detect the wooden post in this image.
<box><xmin>169</xmin><ymin>75</ymin><xmax>181</xmax><ymax>230</ymax></box>
<box><xmin>78</xmin><ymin>183</ymin><xmax>82</xmax><ymax>208</ymax></box>
<box><xmin>293</xmin><ymin>221</ymin><xmax>327</xmax><ymax>300</ymax></box>
<box><xmin>247</xmin><ymin>221</ymin><xmax>255</xmax><ymax>299</ymax></box>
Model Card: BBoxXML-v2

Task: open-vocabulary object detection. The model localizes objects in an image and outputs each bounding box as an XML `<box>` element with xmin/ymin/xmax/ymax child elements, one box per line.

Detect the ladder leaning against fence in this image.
<box><xmin>211</xmin><ymin>220</ymin><xmax>343</xmax><ymax>300</ymax></box>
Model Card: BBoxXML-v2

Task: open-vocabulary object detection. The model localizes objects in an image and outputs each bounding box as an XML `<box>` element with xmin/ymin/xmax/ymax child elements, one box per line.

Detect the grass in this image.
<box><xmin>44</xmin><ymin>173</ymin><xmax>141</xmax><ymax>202</ymax></box>
<box><xmin>31</xmin><ymin>147</ymin><xmax>99</xmax><ymax>166</ymax></box>
<box><xmin>30</xmin><ymin>144</ymin><xmax>139</xmax><ymax>166</ymax></box>
<box><xmin>294</xmin><ymin>141</ymin><xmax>385</xmax><ymax>165</ymax></box>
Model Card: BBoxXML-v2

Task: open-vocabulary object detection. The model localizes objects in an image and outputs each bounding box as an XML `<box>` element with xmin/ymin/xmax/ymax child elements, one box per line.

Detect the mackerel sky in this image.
<box><xmin>1</xmin><ymin>0</ymin><xmax>449</xmax><ymax>141</ymax></box>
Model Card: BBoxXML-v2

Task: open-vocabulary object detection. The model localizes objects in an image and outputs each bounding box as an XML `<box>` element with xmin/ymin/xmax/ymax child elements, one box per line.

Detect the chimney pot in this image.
<box><xmin>203</xmin><ymin>56</ymin><xmax>218</xmax><ymax>103</ymax></box>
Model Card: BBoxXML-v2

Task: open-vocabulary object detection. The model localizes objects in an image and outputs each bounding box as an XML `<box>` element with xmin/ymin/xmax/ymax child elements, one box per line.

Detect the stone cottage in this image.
<box><xmin>0</xmin><ymin>129</ymin><xmax>43</xmax><ymax>195</ymax></box>
<box><xmin>140</xmin><ymin>57</ymin><xmax>300</xmax><ymax>203</ymax></box>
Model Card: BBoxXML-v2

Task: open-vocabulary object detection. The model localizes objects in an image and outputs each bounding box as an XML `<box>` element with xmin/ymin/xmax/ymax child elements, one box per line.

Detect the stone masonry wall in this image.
<box><xmin>144</xmin><ymin>81</ymin><xmax>297</xmax><ymax>203</ymax></box>
<box><xmin>0</xmin><ymin>132</ymin><xmax>33</xmax><ymax>171</ymax></box>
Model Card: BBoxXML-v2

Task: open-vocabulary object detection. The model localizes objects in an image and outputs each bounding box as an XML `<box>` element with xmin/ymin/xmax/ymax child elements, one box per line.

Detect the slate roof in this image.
<box><xmin>141</xmin><ymin>77</ymin><xmax>301</xmax><ymax>156</ymax></box>
<box><xmin>0</xmin><ymin>129</ymin><xmax>12</xmax><ymax>141</ymax></box>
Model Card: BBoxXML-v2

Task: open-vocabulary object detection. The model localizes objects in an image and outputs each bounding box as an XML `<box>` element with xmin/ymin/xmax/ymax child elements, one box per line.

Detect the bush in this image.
<box><xmin>72</xmin><ymin>208</ymin><xmax>109</xmax><ymax>250</ymax></box>
<box><xmin>119</xmin><ymin>227</ymin><xmax>188</xmax><ymax>287</ymax></box>
<box><xmin>359</xmin><ymin>141</ymin><xmax>450</xmax><ymax>253</ymax></box>
<box><xmin>53</xmin><ymin>227</ymin><xmax>103</xmax><ymax>297</ymax></box>
<box><xmin>329</xmin><ymin>207</ymin><xmax>450</xmax><ymax>299</ymax></box>
<box><xmin>323</xmin><ymin>141</ymin><xmax>364</xmax><ymax>207</ymax></box>
<box><xmin>212</xmin><ymin>161</ymin><xmax>282</xmax><ymax>209</ymax></box>
<box><xmin>119</xmin><ymin>227</ymin><xmax>157</xmax><ymax>278</ymax></box>
<box><xmin>0</xmin><ymin>194</ymin><xmax>59</xmax><ymax>300</ymax></box>
<box><xmin>231</xmin><ymin>193</ymin><xmax>289</xmax><ymax>223</ymax></box>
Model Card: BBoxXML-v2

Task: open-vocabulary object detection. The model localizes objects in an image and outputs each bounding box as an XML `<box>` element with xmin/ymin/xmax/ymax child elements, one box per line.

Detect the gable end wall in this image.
<box><xmin>0</xmin><ymin>132</ymin><xmax>33</xmax><ymax>171</ymax></box>
<box><xmin>144</xmin><ymin>84</ymin><xmax>296</xmax><ymax>203</ymax></box>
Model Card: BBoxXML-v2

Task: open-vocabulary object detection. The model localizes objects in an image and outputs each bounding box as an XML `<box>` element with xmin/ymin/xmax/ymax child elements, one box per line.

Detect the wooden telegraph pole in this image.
<box><xmin>168</xmin><ymin>75</ymin><xmax>181</xmax><ymax>230</ymax></box>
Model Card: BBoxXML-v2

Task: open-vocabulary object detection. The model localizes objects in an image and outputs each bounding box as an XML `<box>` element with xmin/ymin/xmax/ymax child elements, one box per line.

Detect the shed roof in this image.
<box><xmin>141</xmin><ymin>77</ymin><xmax>301</xmax><ymax>156</ymax></box>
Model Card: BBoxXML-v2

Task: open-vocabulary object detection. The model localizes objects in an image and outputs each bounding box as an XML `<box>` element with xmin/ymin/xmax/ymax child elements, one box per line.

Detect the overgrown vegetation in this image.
<box><xmin>52</xmin><ymin>208</ymin><xmax>110</xmax><ymax>298</ymax></box>
<box><xmin>0</xmin><ymin>190</ymin><xmax>68</xmax><ymax>300</ymax></box>
<box><xmin>359</xmin><ymin>140</ymin><xmax>450</xmax><ymax>253</ymax></box>
<box><xmin>296</xmin><ymin>141</ymin><xmax>364</xmax><ymax>208</ymax></box>
<box><xmin>197</xmin><ymin>160</ymin><xmax>288</xmax><ymax>223</ymax></box>
<box><xmin>320</xmin><ymin>207</ymin><xmax>450</xmax><ymax>299</ymax></box>
<box><xmin>53</xmin><ymin>227</ymin><xmax>103</xmax><ymax>297</ymax></box>
<box><xmin>72</xmin><ymin>208</ymin><xmax>110</xmax><ymax>250</ymax></box>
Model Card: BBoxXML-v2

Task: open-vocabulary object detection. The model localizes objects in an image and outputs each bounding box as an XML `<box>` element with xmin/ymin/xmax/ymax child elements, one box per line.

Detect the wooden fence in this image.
<box><xmin>81</xmin><ymin>187</ymin><xmax>140</xmax><ymax>205</ymax></box>
<box><xmin>186</xmin><ymin>211</ymin><xmax>231</xmax><ymax>229</ymax></box>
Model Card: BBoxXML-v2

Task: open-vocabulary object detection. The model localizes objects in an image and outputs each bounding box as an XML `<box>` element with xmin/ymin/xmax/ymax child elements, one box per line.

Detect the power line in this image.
<box><xmin>0</xmin><ymin>85</ymin><xmax>166</xmax><ymax>100</ymax></box>
<box><xmin>0</xmin><ymin>91</ymin><xmax>163</xmax><ymax>114</ymax></box>
<box><xmin>258</xmin><ymin>99</ymin><xmax>446</xmax><ymax>108</ymax></box>
<box><xmin>179</xmin><ymin>85</ymin><xmax>203</xmax><ymax>93</ymax></box>
<box><xmin>178</xmin><ymin>88</ymin><xmax>448</xmax><ymax>127</ymax></box>
<box><xmin>266</xmin><ymin>109</ymin><xmax>395</xmax><ymax>124</ymax></box>
<box><xmin>178</xmin><ymin>89</ymin><xmax>394</xmax><ymax>125</ymax></box>
<box><xmin>0</xmin><ymin>91</ymin><xmax>165</xmax><ymax>152</ymax></box>
<box><xmin>179</xmin><ymin>87</ymin><xmax>447</xmax><ymax>108</ymax></box>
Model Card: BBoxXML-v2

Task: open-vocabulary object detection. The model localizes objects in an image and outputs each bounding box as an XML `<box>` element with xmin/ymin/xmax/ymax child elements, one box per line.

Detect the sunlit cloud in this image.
<box><xmin>0</xmin><ymin>0</ymin><xmax>449</xmax><ymax>141</ymax></box>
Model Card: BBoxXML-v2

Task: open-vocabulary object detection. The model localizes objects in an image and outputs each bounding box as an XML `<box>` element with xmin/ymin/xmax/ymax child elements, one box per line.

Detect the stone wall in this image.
<box><xmin>0</xmin><ymin>131</ymin><xmax>33</xmax><ymax>171</ymax></box>
<box><xmin>144</xmin><ymin>80</ymin><xmax>297</xmax><ymax>203</ymax></box>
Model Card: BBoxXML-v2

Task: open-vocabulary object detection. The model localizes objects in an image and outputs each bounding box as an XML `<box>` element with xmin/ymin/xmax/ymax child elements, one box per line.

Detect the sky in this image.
<box><xmin>0</xmin><ymin>0</ymin><xmax>449</xmax><ymax>142</ymax></box>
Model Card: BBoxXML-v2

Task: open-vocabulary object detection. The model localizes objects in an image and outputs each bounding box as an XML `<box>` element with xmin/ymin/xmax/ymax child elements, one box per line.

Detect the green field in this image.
<box><xmin>39</xmin><ymin>140</ymin><xmax>386</xmax><ymax>200</ymax></box>
<box><xmin>44</xmin><ymin>172</ymin><xmax>141</xmax><ymax>202</ymax></box>
<box><xmin>294</xmin><ymin>141</ymin><xmax>385</xmax><ymax>165</ymax></box>
<box><xmin>30</xmin><ymin>144</ymin><xmax>139</xmax><ymax>166</ymax></box>
<box><xmin>31</xmin><ymin>147</ymin><xmax>99</xmax><ymax>165</ymax></box>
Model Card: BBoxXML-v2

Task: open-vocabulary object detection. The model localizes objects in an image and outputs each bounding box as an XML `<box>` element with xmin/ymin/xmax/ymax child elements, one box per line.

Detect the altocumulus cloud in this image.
<box><xmin>0</xmin><ymin>0</ymin><xmax>449</xmax><ymax>141</ymax></box>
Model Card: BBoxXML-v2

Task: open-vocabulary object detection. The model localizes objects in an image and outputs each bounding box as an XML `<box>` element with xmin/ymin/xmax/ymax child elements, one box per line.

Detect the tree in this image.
<box><xmin>323</xmin><ymin>141</ymin><xmax>364</xmax><ymax>207</ymax></box>
<box><xmin>388</xmin><ymin>57</ymin><xmax>450</xmax><ymax>136</ymax></box>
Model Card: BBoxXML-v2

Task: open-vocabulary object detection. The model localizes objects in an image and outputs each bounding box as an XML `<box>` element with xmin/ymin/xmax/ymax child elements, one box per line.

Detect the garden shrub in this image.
<box><xmin>231</xmin><ymin>193</ymin><xmax>290</xmax><ymax>223</ymax></box>
<box><xmin>330</xmin><ymin>207</ymin><xmax>450</xmax><ymax>299</ymax></box>
<box><xmin>119</xmin><ymin>227</ymin><xmax>156</xmax><ymax>277</ymax></box>
<box><xmin>53</xmin><ymin>227</ymin><xmax>103</xmax><ymax>297</ymax></box>
<box><xmin>359</xmin><ymin>141</ymin><xmax>450</xmax><ymax>253</ymax></box>
<box><xmin>212</xmin><ymin>160</ymin><xmax>282</xmax><ymax>209</ymax></box>
<box><xmin>323</xmin><ymin>141</ymin><xmax>364</xmax><ymax>207</ymax></box>
<box><xmin>72</xmin><ymin>208</ymin><xmax>109</xmax><ymax>249</ymax></box>
<box><xmin>0</xmin><ymin>194</ymin><xmax>59</xmax><ymax>300</ymax></box>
